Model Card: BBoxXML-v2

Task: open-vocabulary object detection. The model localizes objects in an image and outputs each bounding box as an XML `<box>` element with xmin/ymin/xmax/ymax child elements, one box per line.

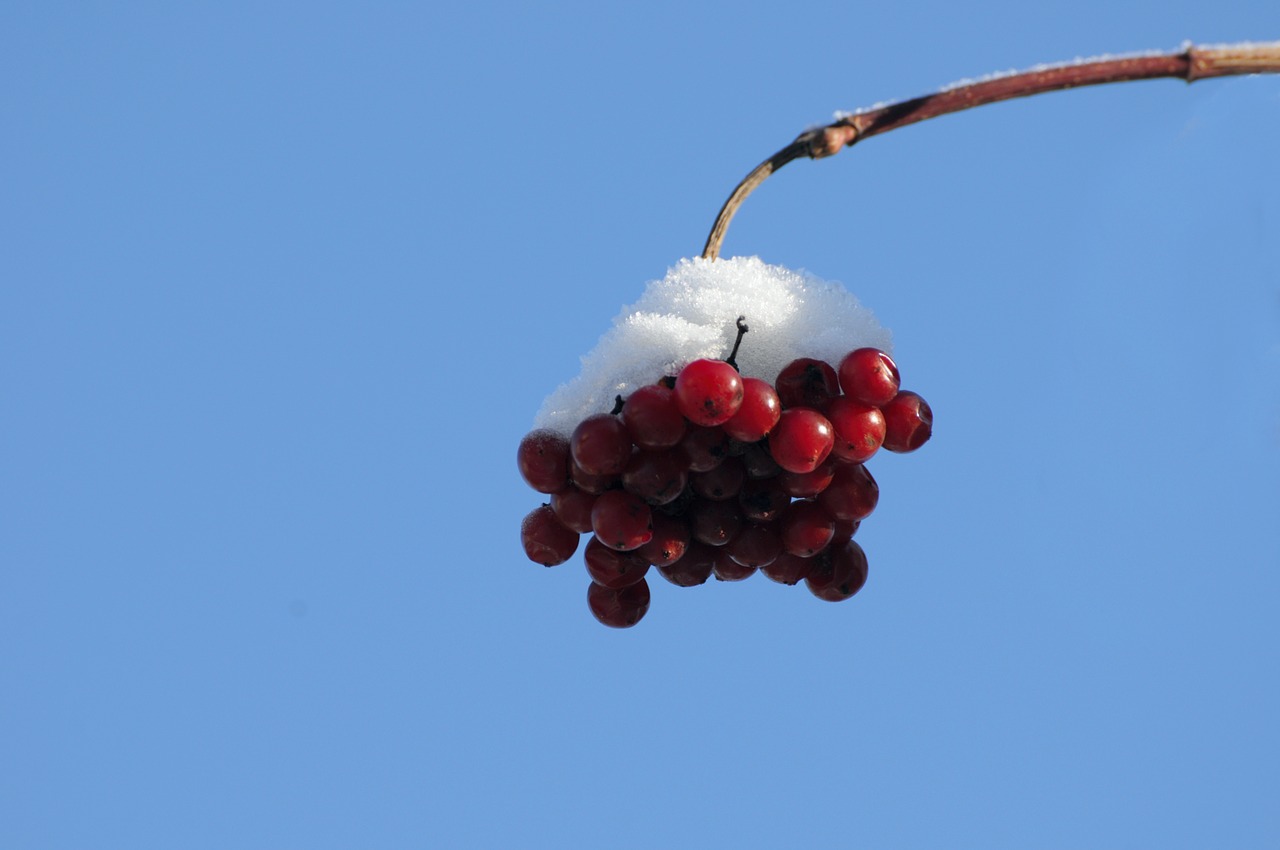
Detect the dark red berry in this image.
<box><xmin>689</xmin><ymin>499</ymin><xmax>743</xmax><ymax>547</ymax></box>
<box><xmin>741</xmin><ymin>442</ymin><xmax>783</xmax><ymax>479</ymax></box>
<box><xmin>726</xmin><ymin>522</ymin><xmax>783</xmax><ymax>568</ymax></box>
<box><xmin>550</xmin><ymin>486</ymin><xmax>596</xmax><ymax>533</ymax></box>
<box><xmin>657</xmin><ymin>542</ymin><xmax>716</xmax><ymax>587</ymax></box>
<box><xmin>881</xmin><ymin>390</ymin><xmax>933</xmax><ymax>452</ymax></box>
<box><xmin>621</xmin><ymin>449</ymin><xmax>689</xmax><ymax>505</ymax></box>
<box><xmin>590</xmin><ymin>490</ymin><xmax>653</xmax><ymax>551</ymax></box>
<box><xmin>805</xmin><ymin>539</ymin><xmax>869</xmax><ymax>602</ymax></box>
<box><xmin>691</xmin><ymin>456</ymin><xmax>746</xmax><ymax>501</ymax></box>
<box><xmin>777</xmin><ymin>456</ymin><xmax>837</xmax><ymax>498</ymax></box>
<box><xmin>571</xmin><ymin>414</ymin><xmax>633</xmax><ymax>476</ymax></box>
<box><xmin>587</xmin><ymin>578</ymin><xmax>651</xmax><ymax>628</ymax></box>
<box><xmin>621</xmin><ymin>384</ymin><xmax>687</xmax><ymax>449</ymax></box>
<box><xmin>680</xmin><ymin>425</ymin><xmax>730</xmax><ymax>472</ymax></box>
<box><xmin>761</xmin><ymin>551</ymin><xmax>813</xmax><ymax>585</ymax></box>
<box><xmin>520</xmin><ymin>505</ymin><xmax>579</xmax><ymax>567</ymax></box>
<box><xmin>570</xmin><ymin>459</ymin><xmax>619</xmax><ymax>495</ymax></box>
<box><xmin>517</xmin><ymin>430</ymin><xmax>571</xmax><ymax>494</ymax></box>
<box><xmin>838</xmin><ymin>348</ymin><xmax>900</xmax><ymax>407</ymax></box>
<box><xmin>713</xmin><ymin>547</ymin><xmax>758</xmax><ymax>582</ymax></box>
<box><xmin>737</xmin><ymin>478</ymin><xmax>790</xmax><ymax>523</ymax></box>
<box><xmin>775</xmin><ymin>358</ymin><xmax>840</xmax><ymax>409</ymax></box>
<box><xmin>583</xmin><ymin>536</ymin><xmax>650</xmax><ymax>589</ymax></box>
<box><xmin>638</xmin><ymin>513</ymin><xmax>691</xmax><ymax>567</ymax></box>
<box><xmin>779</xmin><ymin>500</ymin><xmax>835</xmax><ymax>557</ymax></box>
<box><xmin>817</xmin><ymin>463</ymin><xmax>879</xmax><ymax>522</ymax></box>
<box><xmin>674</xmin><ymin>359</ymin><xmax>744</xmax><ymax>426</ymax></box>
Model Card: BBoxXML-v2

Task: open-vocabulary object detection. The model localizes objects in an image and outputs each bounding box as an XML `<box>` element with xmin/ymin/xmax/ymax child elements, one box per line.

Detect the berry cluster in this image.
<box><xmin>517</xmin><ymin>322</ymin><xmax>932</xmax><ymax>628</ymax></box>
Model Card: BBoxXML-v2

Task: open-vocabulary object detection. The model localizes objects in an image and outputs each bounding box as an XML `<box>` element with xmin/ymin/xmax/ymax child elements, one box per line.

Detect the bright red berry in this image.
<box><xmin>674</xmin><ymin>359</ymin><xmax>744</xmax><ymax>426</ymax></box>
<box><xmin>825</xmin><ymin>396</ymin><xmax>886</xmax><ymax>463</ymax></box>
<box><xmin>638</xmin><ymin>513</ymin><xmax>691</xmax><ymax>567</ymax></box>
<box><xmin>838</xmin><ymin>348</ymin><xmax>900</xmax><ymax>407</ymax></box>
<box><xmin>881</xmin><ymin>390</ymin><xmax>933</xmax><ymax>452</ymax></box>
<box><xmin>768</xmin><ymin>408</ymin><xmax>835</xmax><ymax>474</ymax></box>
<box><xmin>723</xmin><ymin>377</ymin><xmax>781</xmax><ymax>442</ymax></box>
<box><xmin>817</xmin><ymin>463</ymin><xmax>879</xmax><ymax>522</ymax></box>
<box><xmin>779</xmin><ymin>500</ymin><xmax>835</xmax><ymax>557</ymax></box>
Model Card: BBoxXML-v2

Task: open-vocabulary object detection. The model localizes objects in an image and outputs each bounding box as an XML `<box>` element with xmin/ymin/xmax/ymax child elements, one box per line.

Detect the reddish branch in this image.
<box><xmin>702</xmin><ymin>41</ymin><xmax>1280</xmax><ymax>260</ymax></box>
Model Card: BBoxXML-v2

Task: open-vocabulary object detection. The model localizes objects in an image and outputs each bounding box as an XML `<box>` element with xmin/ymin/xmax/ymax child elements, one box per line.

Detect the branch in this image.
<box><xmin>702</xmin><ymin>40</ymin><xmax>1280</xmax><ymax>260</ymax></box>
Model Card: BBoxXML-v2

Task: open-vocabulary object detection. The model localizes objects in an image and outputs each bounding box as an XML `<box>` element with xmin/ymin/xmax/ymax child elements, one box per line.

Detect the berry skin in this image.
<box><xmin>550</xmin><ymin>486</ymin><xmax>596</xmax><ymax>533</ymax></box>
<box><xmin>517</xmin><ymin>430</ymin><xmax>571</xmax><ymax>494</ymax></box>
<box><xmin>689</xmin><ymin>499</ymin><xmax>743</xmax><ymax>547</ymax></box>
<box><xmin>621</xmin><ymin>384</ymin><xmax>686</xmax><ymax>449</ymax></box>
<box><xmin>777</xmin><ymin>456</ymin><xmax>837</xmax><ymax>499</ymax></box>
<box><xmin>587</xmin><ymin>578</ymin><xmax>651</xmax><ymax>628</ymax></box>
<box><xmin>779</xmin><ymin>500</ymin><xmax>835</xmax><ymax>557</ymax></box>
<box><xmin>674</xmin><ymin>359</ymin><xmax>744</xmax><ymax>426</ymax></box>
<box><xmin>591</xmin><ymin>490</ymin><xmax>653</xmax><ymax>551</ymax></box>
<box><xmin>713</xmin><ymin>547</ymin><xmax>758</xmax><ymax>582</ymax></box>
<box><xmin>521</xmin><ymin>505</ymin><xmax>579</xmax><ymax>567</ymax></box>
<box><xmin>569</xmin><ymin>459</ymin><xmax>619</xmax><ymax>495</ymax></box>
<box><xmin>881</xmin><ymin>390</ymin><xmax>933</xmax><ymax>453</ymax></box>
<box><xmin>571</xmin><ymin>414</ymin><xmax>633</xmax><ymax>476</ymax></box>
<box><xmin>680</xmin><ymin>425</ymin><xmax>730</xmax><ymax>472</ymax></box>
<box><xmin>621</xmin><ymin>449</ymin><xmax>689</xmax><ymax>505</ymax></box>
<box><xmin>805</xmin><ymin>539</ymin><xmax>869</xmax><ymax>602</ymax></box>
<box><xmin>726</xmin><ymin>522</ymin><xmax>783</xmax><ymax>568</ymax></box>
<box><xmin>817</xmin><ymin>462</ymin><xmax>879</xmax><ymax>522</ymax></box>
<box><xmin>583</xmin><ymin>536</ymin><xmax>650</xmax><ymax>589</ymax></box>
<box><xmin>737</xmin><ymin>478</ymin><xmax>789</xmax><ymax>523</ymax></box>
<box><xmin>824</xmin><ymin>396</ymin><xmax>886</xmax><ymax>463</ymax></box>
<box><xmin>638</xmin><ymin>513</ymin><xmax>691</xmax><ymax>567</ymax></box>
<box><xmin>768</xmin><ymin>408</ymin><xmax>835</xmax><ymax>474</ymax></box>
<box><xmin>691</xmin><ymin>456</ymin><xmax>746</xmax><ymax>501</ymax></box>
<box><xmin>761</xmin><ymin>551</ymin><xmax>812</xmax><ymax>585</ymax></box>
<box><xmin>838</xmin><ymin>348</ymin><xmax>900</xmax><ymax>407</ymax></box>
<box><xmin>723</xmin><ymin>377</ymin><xmax>781</xmax><ymax>442</ymax></box>
<box><xmin>656</xmin><ymin>542</ymin><xmax>716</xmax><ymax>587</ymax></box>
<box><xmin>776</xmin><ymin>358</ymin><xmax>840</xmax><ymax>409</ymax></box>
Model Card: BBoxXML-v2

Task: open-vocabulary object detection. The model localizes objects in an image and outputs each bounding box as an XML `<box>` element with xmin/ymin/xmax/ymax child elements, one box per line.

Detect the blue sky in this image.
<box><xmin>3</xmin><ymin>2</ymin><xmax>1277</xmax><ymax>848</ymax></box>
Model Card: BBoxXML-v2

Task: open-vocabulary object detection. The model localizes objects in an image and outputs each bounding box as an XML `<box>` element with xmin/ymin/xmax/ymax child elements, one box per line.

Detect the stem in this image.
<box><xmin>702</xmin><ymin>40</ymin><xmax>1280</xmax><ymax>260</ymax></box>
<box><xmin>724</xmin><ymin>316</ymin><xmax>749</xmax><ymax>371</ymax></box>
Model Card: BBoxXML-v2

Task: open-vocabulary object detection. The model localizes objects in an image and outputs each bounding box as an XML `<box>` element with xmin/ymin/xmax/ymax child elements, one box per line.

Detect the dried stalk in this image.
<box><xmin>702</xmin><ymin>41</ymin><xmax>1280</xmax><ymax>260</ymax></box>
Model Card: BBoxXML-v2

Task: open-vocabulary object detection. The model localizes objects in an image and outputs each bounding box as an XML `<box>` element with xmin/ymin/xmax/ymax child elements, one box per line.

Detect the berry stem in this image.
<box><xmin>725</xmin><ymin>316</ymin><xmax>749</xmax><ymax>371</ymax></box>
<box><xmin>701</xmin><ymin>40</ymin><xmax>1280</xmax><ymax>260</ymax></box>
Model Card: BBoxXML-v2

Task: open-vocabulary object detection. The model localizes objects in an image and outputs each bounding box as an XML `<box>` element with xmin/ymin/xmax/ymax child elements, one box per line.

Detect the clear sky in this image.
<box><xmin>3</xmin><ymin>2</ymin><xmax>1277</xmax><ymax>848</ymax></box>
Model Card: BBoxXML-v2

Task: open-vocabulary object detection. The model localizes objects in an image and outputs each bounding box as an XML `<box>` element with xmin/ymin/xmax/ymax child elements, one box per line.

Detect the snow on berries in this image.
<box><xmin>516</xmin><ymin>257</ymin><xmax>931</xmax><ymax>628</ymax></box>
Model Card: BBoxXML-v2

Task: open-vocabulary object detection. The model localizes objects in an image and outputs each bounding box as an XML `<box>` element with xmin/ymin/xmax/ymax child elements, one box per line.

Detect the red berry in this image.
<box><xmin>590</xmin><ymin>490</ymin><xmax>653</xmax><ymax>551</ymax></box>
<box><xmin>656</xmin><ymin>542</ymin><xmax>716</xmax><ymax>587</ymax></box>
<box><xmin>621</xmin><ymin>449</ymin><xmax>689</xmax><ymax>505</ymax></box>
<box><xmin>726</xmin><ymin>522</ymin><xmax>783</xmax><ymax>568</ymax></box>
<box><xmin>550</xmin><ymin>486</ymin><xmax>596</xmax><ymax>533</ymax></box>
<box><xmin>741</xmin><ymin>442</ymin><xmax>782</xmax><ymax>479</ymax></box>
<box><xmin>881</xmin><ymin>390</ymin><xmax>933</xmax><ymax>452</ymax></box>
<box><xmin>570</xmin><ymin>414</ymin><xmax>632</xmax><ymax>476</ymax></box>
<box><xmin>825</xmin><ymin>396</ymin><xmax>886</xmax><ymax>463</ymax></box>
<box><xmin>570</xmin><ymin>458</ymin><xmax>619</xmax><ymax>495</ymax></box>
<box><xmin>583</xmin><ymin>536</ymin><xmax>650</xmax><ymax>589</ymax></box>
<box><xmin>621</xmin><ymin>384</ymin><xmax>686</xmax><ymax>449</ymax></box>
<box><xmin>638</xmin><ymin>513</ymin><xmax>691</xmax><ymax>567</ymax></box>
<box><xmin>737</xmin><ymin>478</ymin><xmax>790</xmax><ymax>523</ymax></box>
<box><xmin>830</xmin><ymin>517</ymin><xmax>861</xmax><ymax>545</ymax></box>
<box><xmin>761</xmin><ymin>551</ymin><xmax>813</xmax><ymax>585</ymax></box>
<box><xmin>587</xmin><ymin>578</ymin><xmax>651</xmax><ymax>628</ymax></box>
<box><xmin>775</xmin><ymin>358</ymin><xmax>840</xmax><ymax>409</ymax></box>
<box><xmin>723</xmin><ymin>377</ymin><xmax>781</xmax><ymax>442</ymax></box>
<box><xmin>805</xmin><ymin>540</ymin><xmax>869</xmax><ymax>602</ymax></box>
<box><xmin>516</xmin><ymin>430</ymin><xmax>571</xmax><ymax>494</ymax></box>
<box><xmin>674</xmin><ymin>359</ymin><xmax>744</xmax><ymax>426</ymax></box>
<box><xmin>838</xmin><ymin>348</ymin><xmax>900</xmax><ymax>407</ymax></box>
<box><xmin>777</xmin><ymin>456</ymin><xmax>837</xmax><ymax>498</ymax></box>
<box><xmin>713</xmin><ymin>547</ymin><xmax>758</xmax><ymax>582</ymax></box>
<box><xmin>689</xmin><ymin>499</ymin><xmax>743</xmax><ymax>547</ymax></box>
<box><xmin>680</xmin><ymin>425</ymin><xmax>730</xmax><ymax>472</ymax></box>
<box><xmin>817</xmin><ymin>463</ymin><xmax>879</xmax><ymax>522</ymax></box>
<box><xmin>779</xmin><ymin>500</ymin><xmax>835</xmax><ymax>557</ymax></box>
<box><xmin>520</xmin><ymin>505</ymin><xmax>579</xmax><ymax>566</ymax></box>
<box><xmin>690</xmin><ymin>456</ymin><xmax>746</xmax><ymax>501</ymax></box>
<box><xmin>768</xmin><ymin>408</ymin><xmax>835</xmax><ymax>474</ymax></box>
